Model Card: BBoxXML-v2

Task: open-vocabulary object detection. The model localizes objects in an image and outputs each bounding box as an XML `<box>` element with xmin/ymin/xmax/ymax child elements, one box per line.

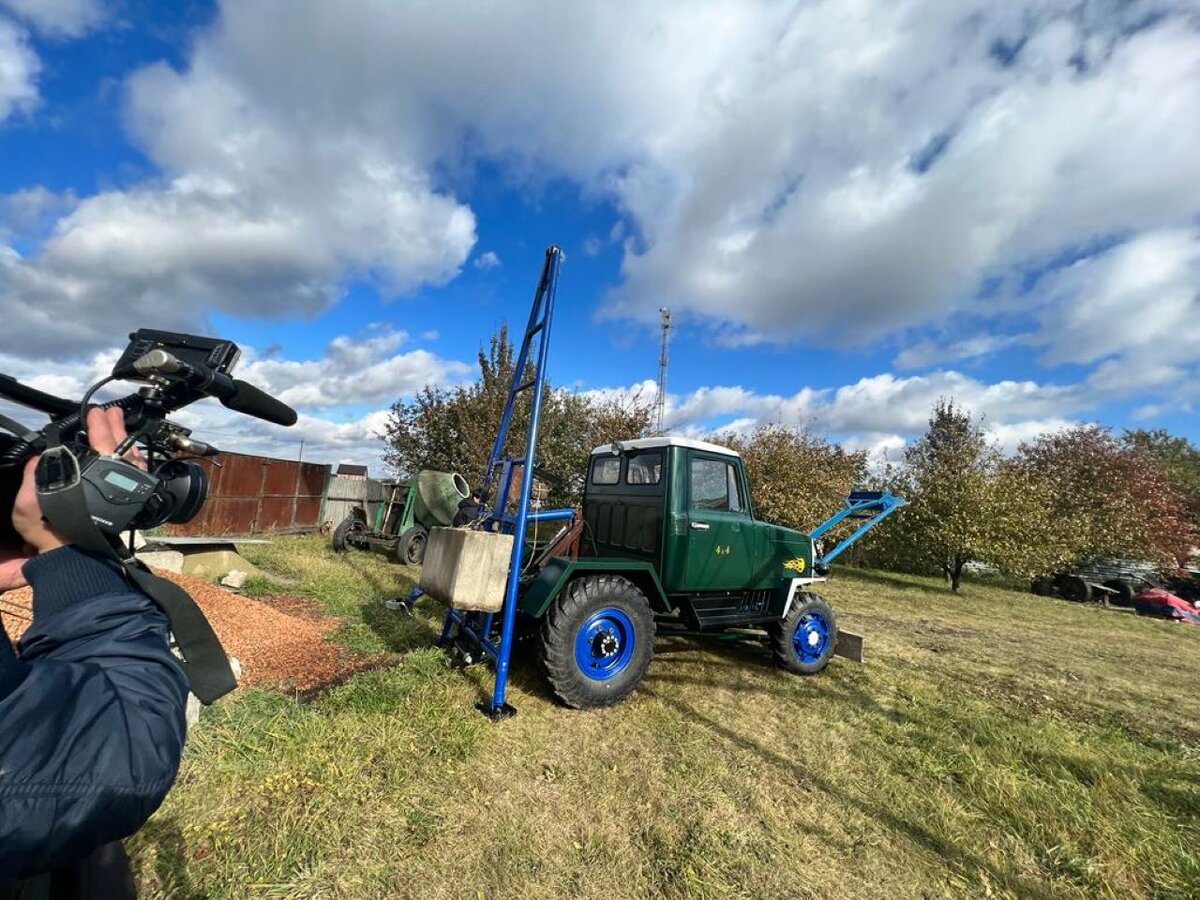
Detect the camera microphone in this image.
<box><xmin>132</xmin><ymin>350</ymin><xmax>298</xmax><ymax>427</ymax></box>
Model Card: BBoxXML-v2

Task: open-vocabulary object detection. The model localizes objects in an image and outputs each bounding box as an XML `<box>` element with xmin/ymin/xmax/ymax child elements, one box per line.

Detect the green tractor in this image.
<box><xmin>522</xmin><ymin>437</ymin><xmax>846</xmax><ymax>708</ymax></box>
<box><xmin>409</xmin><ymin>246</ymin><xmax>903</xmax><ymax>717</ymax></box>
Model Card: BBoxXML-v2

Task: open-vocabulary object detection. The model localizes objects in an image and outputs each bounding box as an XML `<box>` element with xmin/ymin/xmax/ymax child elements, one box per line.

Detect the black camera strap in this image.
<box><xmin>33</xmin><ymin>432</ymin><xmax>236</xmax><ymax>704</ymax></box>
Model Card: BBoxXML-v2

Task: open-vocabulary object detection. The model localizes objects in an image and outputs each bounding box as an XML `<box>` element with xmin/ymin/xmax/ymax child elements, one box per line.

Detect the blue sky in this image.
<box><xmin>0</xmin><ymin>0</ymin><xmax>1197</xmax><ymax>473</ymax></box>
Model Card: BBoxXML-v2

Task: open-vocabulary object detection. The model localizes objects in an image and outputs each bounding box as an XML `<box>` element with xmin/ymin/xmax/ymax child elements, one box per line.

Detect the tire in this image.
<box><xmin>769</xmin><ymin>593</ymin><xmax>838</xmax><ymax>675</ymax></box>
<box><xmin>1103</xmin><ymin>578</ymin><xmax>1135</xmax><ymax>607</ymax></box>
<box><xmin>1059</xmin><ymin>575</ymin><xmax>1092</xmax><ymax>603</ymax></box>
<box><xmin>397</xmin><ymin>526</ymin><xmax>429</xmax><ymax>565</ymax></box>
<box><xmin>331</xmin><ymin>516</ymin><xmax>365</xmax><ymax>552</ymax></box>
<box><xmin>539</xmin><ymin>575</ymin><xmax>656</xmax><ymax>709</ymax></box>
<box><xmin>1031</xmin><ymin>577</ymin><xmax>1054</xmax><ymax>597</ymax></box>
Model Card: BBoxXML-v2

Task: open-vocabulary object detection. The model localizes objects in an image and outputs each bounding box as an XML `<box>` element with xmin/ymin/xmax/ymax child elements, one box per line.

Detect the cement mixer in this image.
<box><xmin>331</xmin><ymin>470</ymin><xmax>469</xmax><ymax>565</ymax></box>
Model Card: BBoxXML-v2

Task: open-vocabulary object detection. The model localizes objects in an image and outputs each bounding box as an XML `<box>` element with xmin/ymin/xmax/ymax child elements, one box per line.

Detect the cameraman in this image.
<box><xmin>0</xmin><ymin>407</ymin><xmax>188</xmax><ymax>897</ymax></box>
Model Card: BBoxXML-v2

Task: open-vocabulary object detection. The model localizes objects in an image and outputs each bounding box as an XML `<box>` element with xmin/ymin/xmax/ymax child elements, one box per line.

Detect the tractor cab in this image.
<box><xmin>583</xmin><ymin>438</ymin><xmax>815</xmax><ymax>616</ymax></box>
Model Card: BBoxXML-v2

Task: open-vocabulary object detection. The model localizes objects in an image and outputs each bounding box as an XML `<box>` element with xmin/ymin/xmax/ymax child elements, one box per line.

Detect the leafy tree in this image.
<box><xmin>871</xmin><ymin>400</ymin><xmax>1003</xmax><ymax>592</ymax></box>
<box><xmin>1122</xmin><ymin>428</ymin><xmax>1200</xmax><ymax>525</ymax></box>
<box><xmin>1012</xmin><ymin>425</ymin><xmax>1196</xmax><ymax>572</ymax></box>
<box><xmin>715</xmin><ymin>424</ymin><xmax>866</xmax><ymax>532</ymax></box>
<box><xmin>382</xmin><ymin>325</ymin><xmax>652</xmax><ymax>505</ymax></box>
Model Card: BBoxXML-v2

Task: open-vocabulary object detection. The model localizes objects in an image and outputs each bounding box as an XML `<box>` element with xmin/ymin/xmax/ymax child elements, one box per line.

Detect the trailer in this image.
<box><xmin>402</xmin><ymin>246</ymin><xmax>906</xmax><ymax>717</ymax></box>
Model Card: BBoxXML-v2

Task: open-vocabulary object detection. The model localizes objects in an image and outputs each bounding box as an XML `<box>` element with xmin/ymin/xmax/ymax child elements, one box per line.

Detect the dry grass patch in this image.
<box><xmin>130</xmin><ymin>537</ymin><xmax>1200</xmax><ymax>898</ymax></box>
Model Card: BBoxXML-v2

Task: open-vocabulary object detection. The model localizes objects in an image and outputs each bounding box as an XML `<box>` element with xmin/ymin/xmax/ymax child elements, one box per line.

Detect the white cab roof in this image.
<box><xmin>590</xmin><ymin>436</ymin><xmax>740</xmax><ymax>457</ymax></box>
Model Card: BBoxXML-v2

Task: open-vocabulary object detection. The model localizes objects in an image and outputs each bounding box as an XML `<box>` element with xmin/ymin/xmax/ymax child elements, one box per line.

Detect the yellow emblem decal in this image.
<box><xmin>783</xmin><ymin>556</ymin><xmax>807</xmax><ymax>573</ymax></box>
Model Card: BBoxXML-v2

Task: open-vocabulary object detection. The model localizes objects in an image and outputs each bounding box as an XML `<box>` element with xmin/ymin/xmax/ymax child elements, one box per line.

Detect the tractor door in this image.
<box><xmin>681</xmin><ymin>452</ymin><xmax>760</xmax><ymax>592</ymax></box>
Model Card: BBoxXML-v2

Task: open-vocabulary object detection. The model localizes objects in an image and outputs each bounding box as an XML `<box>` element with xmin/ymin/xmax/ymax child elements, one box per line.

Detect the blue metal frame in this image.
<box><xmin>438</xmin><ymin>245</ymin><xmax>575</xmax><ymax>718</ymax></box>
<box><xmin>810</xmin><ymin>490</ymin><xmax>908</xmax><ymax>567</ymax></box>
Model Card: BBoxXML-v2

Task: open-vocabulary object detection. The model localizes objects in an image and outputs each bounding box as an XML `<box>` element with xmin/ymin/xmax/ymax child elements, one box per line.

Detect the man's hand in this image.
<box><xmin>2</xmin><ymin>408</ymin><xmax>142</xmax><ymax>591</ymax></box>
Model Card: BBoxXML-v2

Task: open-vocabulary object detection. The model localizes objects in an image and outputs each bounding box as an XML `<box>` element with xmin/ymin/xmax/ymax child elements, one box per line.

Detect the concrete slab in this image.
<box><xmin>179</xmin><ymin>548</ymin><xmax>266</xmax><ymax>581</ymax></box>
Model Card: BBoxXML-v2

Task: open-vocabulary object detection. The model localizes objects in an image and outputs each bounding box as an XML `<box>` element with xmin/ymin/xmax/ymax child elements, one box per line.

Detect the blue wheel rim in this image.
<box><xmin>574</xmin><ymin>607</ymin><xmax>636</xmax><ymax>680</ymax></box>
<box><xmin>792</xmin><ymin>611</ymin><xmax>830</xmax><ymax>665</ymax></box>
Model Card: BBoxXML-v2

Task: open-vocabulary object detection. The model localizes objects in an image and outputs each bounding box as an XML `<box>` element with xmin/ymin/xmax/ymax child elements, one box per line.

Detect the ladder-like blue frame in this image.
<box><xmin>438</xmin><ymin>245</ymin><xmax>575</xmax><ymax>719</ymax></box>
<box><xmin>810</xmin><ymin>490</ymin><xmax>908</xmax><ymax>567</ymax></box>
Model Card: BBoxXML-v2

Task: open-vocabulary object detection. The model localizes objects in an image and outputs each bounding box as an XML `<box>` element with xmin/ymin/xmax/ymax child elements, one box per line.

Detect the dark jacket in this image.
<box><xmin>0</xmin><ymin>546</ymin><xmax>188</xmax><ymax>886</ymax></box>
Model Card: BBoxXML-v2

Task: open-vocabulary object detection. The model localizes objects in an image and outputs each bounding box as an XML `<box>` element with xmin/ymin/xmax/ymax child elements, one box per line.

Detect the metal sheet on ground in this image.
<box><xmin>835</xmin><ymin>630</ymin><xmax>864</xmax><ymax>662</ymax></box>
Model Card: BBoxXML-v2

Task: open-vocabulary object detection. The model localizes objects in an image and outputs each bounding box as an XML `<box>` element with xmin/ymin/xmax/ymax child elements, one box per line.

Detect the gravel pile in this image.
<box><xmin>1</xmin><ymin>568</ymin><xmax>378</xmax><ymax>694</ymax></box>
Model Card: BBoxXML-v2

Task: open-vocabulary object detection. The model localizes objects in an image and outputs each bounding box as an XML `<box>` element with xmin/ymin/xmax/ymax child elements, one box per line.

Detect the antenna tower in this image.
<box><xmin>655</xmin><ymin>307</ymin><xmax>671</xmax><ymax>434</ymax></box>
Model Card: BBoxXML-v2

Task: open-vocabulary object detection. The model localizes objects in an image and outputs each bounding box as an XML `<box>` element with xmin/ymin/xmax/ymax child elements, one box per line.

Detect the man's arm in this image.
<box><xmin>0</xmin><ymin>546</ymin><xmax>188</xmax><ymax>880</ymax></box>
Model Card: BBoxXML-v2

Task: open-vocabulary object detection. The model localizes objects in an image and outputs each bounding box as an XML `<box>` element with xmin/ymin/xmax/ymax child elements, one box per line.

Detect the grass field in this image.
<box><xmin>129</xmin><ymin>536</ymin><xmax>1200</xmax><ymax>899</ymax></box>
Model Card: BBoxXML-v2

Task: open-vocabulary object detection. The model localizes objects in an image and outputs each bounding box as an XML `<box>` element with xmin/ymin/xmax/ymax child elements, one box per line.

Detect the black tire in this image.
<box><xmin>769</xmin><ymin>593</ymin><xmax>838</xmax><ymax>674</ymax></box>
<box><xmin>1103</xmin><ymin>578</ymin><xmax>1135</xmax><ymax>607</ymax></box>
<box><xmin>1059</xmin><ymin>575</ymin><xmax>1092</xmax><ymax>603</ymax></box>
<box><xmin>539</xmin><ymin>575</ymin><xmax>656</xmax><ymax>709</ymax></box>
<box><xmin>1031</xmin><ymin>577</ymin><xmax>1054</xmax><ymax>597</ymax></box>
<box><xmin>331</xmin><ymin>516</ymin><xmax>365</xmax><ymax>552</ymax></box>
<box><xmin>397</xmin><ymin>526</ymin><xmax>428</xmax><ymax>565</ymax></box>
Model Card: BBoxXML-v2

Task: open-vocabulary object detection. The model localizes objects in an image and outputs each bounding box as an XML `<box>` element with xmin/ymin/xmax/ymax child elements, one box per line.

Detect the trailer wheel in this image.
<box><xmin>539</xmin><ymin>575</ymin><xmax>655</xmax><ymax>709</ymax></box>
<box><xmin>1103</xmin><ymin>579</ymin><xmax>1135</xmax><ymax>607</ymax></box>
<box><xmin>397</xmin><ymin>526</ymin><xmax>428</xmax><ymax>566</ymax></box>
<box><xmin>770</xmin><ymin>593</ymin><xmax>837</xmax><ymax>675</ymax></box>
<box><xmin>331</xmin><ymin>516</ymin><xmax>365</xmax><ymax>552</ymax></box>
<box><xmin>1059</xmin><ymin>575</ymin><xmax>1092</xmax><ymax>603</ymax></box>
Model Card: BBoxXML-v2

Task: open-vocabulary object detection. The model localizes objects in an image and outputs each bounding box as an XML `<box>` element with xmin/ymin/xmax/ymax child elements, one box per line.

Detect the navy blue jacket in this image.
<box><xmin>0</xmin><ymin>546</ymin><xmax>188</xmax><ymax>880</ymax></box>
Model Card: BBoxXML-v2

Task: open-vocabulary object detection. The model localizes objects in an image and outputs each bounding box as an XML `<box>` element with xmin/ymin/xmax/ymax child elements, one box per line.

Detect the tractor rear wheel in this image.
<box><xmin>770</xmin><ymin>593</ymin><xmax>838</xmax><ymax>675</ymax></box>
<box><xmin>331</xmin><ymin>516</ymin><xmax>365</xmax><ymax>552</ymax></box>
<box><xmin>539</xmin><ymin>575</ymin><xmax>655</xmax><ymax>709</ymax></box>
<box><xmin>397</xmin><ymin>525</ymin><xmax>429</xmax><ymax>565</ymax></box>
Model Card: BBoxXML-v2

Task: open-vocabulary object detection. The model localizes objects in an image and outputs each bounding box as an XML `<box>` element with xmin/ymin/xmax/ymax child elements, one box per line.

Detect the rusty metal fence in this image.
<box><xmin>163</xmin><ymin>451</ymin><xmax>331</xmax><ymax>536</ymax></box>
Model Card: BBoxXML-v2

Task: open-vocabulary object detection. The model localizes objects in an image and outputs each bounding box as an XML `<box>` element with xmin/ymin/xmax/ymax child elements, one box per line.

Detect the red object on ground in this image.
<box><xmin>1</xmin><ymin>570</ymin><xmax>382</xmax><ymax>693</ymax></box>
<box><xmin>1133</xmin><ymin>587</ymin><xmax>1200</xmax><ymax>625</ymax></box>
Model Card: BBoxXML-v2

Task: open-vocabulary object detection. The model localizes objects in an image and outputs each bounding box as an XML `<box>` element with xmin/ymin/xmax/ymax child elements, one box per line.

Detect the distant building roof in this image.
<box><xmin>336</xmin><ymin>463</ymin><xmax>369</xmax><ymax>477</ymax></box>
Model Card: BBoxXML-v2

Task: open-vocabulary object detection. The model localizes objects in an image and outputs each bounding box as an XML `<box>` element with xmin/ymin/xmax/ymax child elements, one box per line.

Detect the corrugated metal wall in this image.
<box><xmin>163</xmin><ymin>451</ymin><xmax>331</xmax><ymax>536</ymax></box>
<box><xmin>323</xmin><ymin>475</ymin><xmax>402</xmax><ymax>529</ymax></box>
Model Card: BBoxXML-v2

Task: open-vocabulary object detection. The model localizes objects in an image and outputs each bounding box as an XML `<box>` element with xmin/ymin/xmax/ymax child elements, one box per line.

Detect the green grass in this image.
<box><xmin>130</xmin><ymin>536</ymin><xmax>1200</xmax><ymax>898</ymax></box>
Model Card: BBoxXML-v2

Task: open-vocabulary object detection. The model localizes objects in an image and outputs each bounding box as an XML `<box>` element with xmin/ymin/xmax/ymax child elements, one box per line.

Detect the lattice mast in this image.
<box><xmin>655</xmin><ymin>306</ymin><xmax>671</xmax><ymax>434</ymax></box>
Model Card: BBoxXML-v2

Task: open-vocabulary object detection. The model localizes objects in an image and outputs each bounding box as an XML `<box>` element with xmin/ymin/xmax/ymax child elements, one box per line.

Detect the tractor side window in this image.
<box><xmin>592</xmin><ymin>456</ymin><xmax>621</xmax><ymax>485</ymax></box>
<box><xmin>728</xmin><ymin>465</ymin><xmax>745</xmax><ymax>513</ymax></box>
<box><xmin>625</xmin><ymin>451</ymin><xmax>662</xmax><ymax>485</ymax></box>
<box><xmin>690</xmin><ymin>457</ymin><xmax>729</xmax><ymax>510</ymax></box>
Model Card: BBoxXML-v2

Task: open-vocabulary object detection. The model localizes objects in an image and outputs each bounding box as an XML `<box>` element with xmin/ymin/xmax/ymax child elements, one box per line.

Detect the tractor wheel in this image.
<box><xmin>539</xmin><ymin>575</ymin><xmax>656</xmax><ymax>709</ymax></box>
<box><xmin>331</xmin><ymin>516</ymin><xmax>365</xmax><ymax>552</ymax></box>
<box><xmin>1103</xmin><ymin>578</ymin><xmax>1135</xmax><ymax>607</ymax></box>
<box><xmin>397</xmin><ymin>526</ymin><xmax>429</xmax><ymax>566</ymax></box>
<box><xmin>1031</xmin><ymin>577</ymin><xmax>1054</xmax><ymax>597</ymax></box>
<box><xmin>1059</xmin><ymin>575</ymin><xmax>1092</xmax><ymax>603</ymax></box>
<box><xmin>769</xmin><ymin>593</ymin><xmax>838</xmax><ymax>675</ymax></box>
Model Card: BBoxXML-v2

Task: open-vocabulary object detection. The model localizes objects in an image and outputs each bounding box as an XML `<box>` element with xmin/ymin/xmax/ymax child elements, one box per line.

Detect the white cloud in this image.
<box><xmin>986</xmin><ymin>417</ymin><xmax>1079</xmax><ymax>453</ymax></box>
<box><xmin>1035</xmin><ymin>228</ymin><xmax>1200</xmax><ymax>369</ymax></box>
<box><xmin>473</xmin><ymin>250</ymin><xmax>501</xmax><ymax>271</ymax></box>
<box><xmin>238</xmin><ymin>329</ymin><xmax>470</xmax><ymax>407</ymax></box>
<box><xmin>0</xmin><ymin>0</ymin><xmax>104</xmax><ymax>38</ymax></box>
<box><xmin>0</xmin><ymin>15</ymin><xmax>37</xmax><ymax>122</ymax></box>
<box><xmin>1</xmin><ymin>0</ymin><xmax>1197</xmax><ymax>427</ymax></box>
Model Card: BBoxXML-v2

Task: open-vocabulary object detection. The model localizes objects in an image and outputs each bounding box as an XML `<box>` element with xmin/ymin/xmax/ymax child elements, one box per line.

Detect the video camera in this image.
<box><xmin>0</xmin><ymin>328</ymin><xmax>297</xmax><ymax>546</ymax></box>
<box><xmin>0</xmin><ymin>329</ymin><xmax>297</xmax><ymax>703</ymax></box>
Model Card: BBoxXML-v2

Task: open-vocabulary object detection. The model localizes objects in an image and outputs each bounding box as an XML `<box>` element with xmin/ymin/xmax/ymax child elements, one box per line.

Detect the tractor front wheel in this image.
<box><xmin>539</xmin><ymin>575</ymin><xmax>655</xmax><ymax>709</ymax></box>
<box><xmin>770</xmin><ymin>593</ymin><xmax>838</xmax><ymax>675</ymax></box>
<box><xmin>331</xmin><ymin>516</ymin><xmax>365</xmax><ymax>552</ymax></box>
<box><xmin>397</xmin><ymin>526</ymin><xmax>429</xmax><ymax>565</ymax></box>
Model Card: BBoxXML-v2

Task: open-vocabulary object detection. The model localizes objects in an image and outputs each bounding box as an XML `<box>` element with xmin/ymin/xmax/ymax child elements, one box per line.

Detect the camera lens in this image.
<box><xmin>149</xmin><ymin>459</ymin><xmax>208</xmax><ymax>525</ymax></box>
